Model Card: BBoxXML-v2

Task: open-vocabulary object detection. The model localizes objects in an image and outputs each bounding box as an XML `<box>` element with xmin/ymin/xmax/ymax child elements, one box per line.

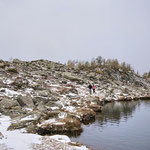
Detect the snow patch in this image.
<box><xmin>51</xmin><ymin>106</ymin><xmax>59</xmax><ymax>110</ymax></box>
<box><xmin>65</xmin><ymin>106</ymin><xmax>76</xmax><ymax>112</ymax></box>
<box><xmin>20</xmin><ymin>114</ymin><xmax>38</xmax><ymax>121</ymax></box>
<box><xmin>74</xmin><ymin>145</ymin><xmax>89</xmax><ymax>150</ymax></box>
<box><xmin>44</xmin><ymin>118</ymin><xmax>56</xmax><ymax>124</ymax></box>
<box><xmin>50</xmin><ymin>135</ymin><xmax>89</xmax><ymax>150</ymax></box>
<box><xmin>50</xmin><ymin>135</ymin><xmax>71</xmax><ymax>143</ymax></box>
<box><xmin>53</xmin><ymin>122</ymin><xmax>65</xmax><ymax>125</ymax></box>
<box><xmin>25</xmin><ymin>88</ymin><xmax>33</xmax><ymax>94</ymax></box>
<box><xmin>3</xmin><ymin>79</ymin><xmax>13</xmax><ymax>84</ymax></box>
<box><xmin>24</xmin><ymin>108</ymin><xmax>33</xmax><ymax>111</ymax></box>
<box><xmin>0</xmin><ymin>115</ymin><xmax>41</xmax><ymax>150</ymax></box>
<box><xmin>0</xmin><ymin>88</ymin><xmax>20</xmax><ymax>97</ymax></box>
<box><xmin>58</xmin><ymin>112</ymin><xmax>67</xmax><ymax>119</ymax></box>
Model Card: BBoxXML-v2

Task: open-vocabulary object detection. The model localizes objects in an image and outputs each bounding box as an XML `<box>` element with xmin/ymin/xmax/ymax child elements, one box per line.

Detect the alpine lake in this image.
<box><xmin>71</xmin><ymin>100</ymin><xmax>150</xmax><ymax>150</ymax></box>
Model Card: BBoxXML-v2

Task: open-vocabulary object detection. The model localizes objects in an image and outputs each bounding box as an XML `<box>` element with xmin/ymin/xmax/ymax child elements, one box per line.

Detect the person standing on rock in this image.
<box><xmin>92</xmin><ymin>84</ymin><xmax>96</xmax><ymax>93</ymax></box>
<box><xmin>88</xmin><ymin>84</ymin><xmax>92</xmax><ymax>94</ymax></box>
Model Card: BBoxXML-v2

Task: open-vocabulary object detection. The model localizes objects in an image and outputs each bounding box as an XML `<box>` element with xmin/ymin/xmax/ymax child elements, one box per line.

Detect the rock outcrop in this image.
<box><xmin>0</xmin><ymin>59</ymin><xmax>150</xmax><ymax>149</ymax></box>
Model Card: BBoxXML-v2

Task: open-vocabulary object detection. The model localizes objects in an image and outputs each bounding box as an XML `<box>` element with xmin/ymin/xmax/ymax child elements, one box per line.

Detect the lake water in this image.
<box><xmin>71</xmin><ymin>100</ymin><xmax>150</xmax><ymax>150</ymax></box>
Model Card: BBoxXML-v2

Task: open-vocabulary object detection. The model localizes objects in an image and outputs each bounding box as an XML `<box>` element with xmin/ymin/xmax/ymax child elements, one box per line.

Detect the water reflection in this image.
<box><xmin>71</xmin><ymin>100</ymin><xmax>150</xmax><ymax>150</ymax></box>
<box><xmin>96</xmin><ymin>101</ymin><xmax>141</xmax><ymax>125</ymax></box>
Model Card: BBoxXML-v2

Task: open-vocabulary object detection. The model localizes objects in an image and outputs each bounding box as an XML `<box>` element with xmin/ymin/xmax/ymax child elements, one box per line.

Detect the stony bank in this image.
<box><xmin>0</xmin><ymin>59</ymin><xmax>150</xmax><ymax>149</ymax></box>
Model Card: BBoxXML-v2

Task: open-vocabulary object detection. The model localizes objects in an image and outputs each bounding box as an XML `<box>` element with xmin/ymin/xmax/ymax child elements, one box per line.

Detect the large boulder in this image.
<box><xmin>88</xmin><ymin>103</ymin><xmax>102</xmax><ymax>112</ymax></box>
<box><xmin>72</xmin><ymin>108</ymin><xmax>96</xmax><ymax>123</ymax></box>
<box><xmin>59</xmin><ymin>87</ymin><xmax>78</xmax><ymax>95</ymax></box>
<box><xmin>10</xmin><ymin>77</ymin><xmax>29</xmax><ymax>89</ymax></box>
<box><xmin>0</xmin><ymin>98</ymin><xmax>19</xmax><ymax>109</ymax></box>
<box><xmin>113</xmin><ymin>89</ymin><xmax>123</xmax><ymax>95</ymax></box>
<box><xmin>36</xmin><ymin>117</ymin><xmax>82</xmax><ymax>135</ymax></box>
<box><xmin>4</xmin><ymin>106</ymin><xmax>25</xmax><ymax>118</ymax></box>
<box><xmin>0</xmin><ymin>62</ymin><xmax>5</xmax><ymax>68</ymax></box>
<box><xmin>6</xmin><ymin>67</ymin><xmax>18</xmax><ymax>74</ymax></box>
<box><xmin>16</xmin><ymin>94</ymin><xmax>34</xmax><ymax>109</ymax></box>
<box><xmin>33</xmin><ymin>96</ymin><xmax>58</xmax><ymax>107</ymax></box>
<box><xmin>63</xmin><ymin>72</ymin><xmax>83</xmax><ymax>84</ymax></box>
<box><xmin>8</xmin><ymin>112</ymin><xmax>41</xmax><ymax>130</ymax></box>
<box><xmin>12</xmin><ymin>59</ymin><xmax>22</xmax><ymax>63</ymax></box>
<box><xmin>37</xmin><ymin>101</ymin><xmax>45</xmax><ymax>112</ymax></box>
<box><xmin>38</xmin><ymin>90</ymin><xmax>51</xmax><ymax>97</ymax></box>
<box><xmin>69</xmin><ymin>87</ymin><xmax>78</xmax><ymax>94</ymax></box>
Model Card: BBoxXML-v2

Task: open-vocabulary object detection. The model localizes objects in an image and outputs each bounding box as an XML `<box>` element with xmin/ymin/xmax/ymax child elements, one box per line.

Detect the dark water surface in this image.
<box><xmin>71</xmin><ymin>100</ymin><xmax>150</xmax><ymax>150</ymax></box>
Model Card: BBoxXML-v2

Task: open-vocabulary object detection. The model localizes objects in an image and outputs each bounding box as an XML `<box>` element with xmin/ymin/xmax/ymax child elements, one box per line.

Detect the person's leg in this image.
<box><xmin>90</xmin><ymin>89</ymin><xmax>91</xmax><ymax>94</ymax></box>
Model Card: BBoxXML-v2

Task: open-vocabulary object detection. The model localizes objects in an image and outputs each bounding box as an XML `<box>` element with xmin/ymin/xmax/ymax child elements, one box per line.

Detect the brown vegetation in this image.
<box><xmin>143</xmin><ymin>71</ymin><xmax>150</xmax><ymax>79</ymax></box>
<box><xmin>67</xmin><ymin>56</ymin><xmax>134</xmax><ymax>75</ymax></box>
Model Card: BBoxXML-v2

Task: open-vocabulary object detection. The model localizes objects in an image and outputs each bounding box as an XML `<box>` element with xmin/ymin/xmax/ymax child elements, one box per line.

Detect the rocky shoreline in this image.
<box><xmin>0</xmin><ymin>59</ymin><xmax>150</xmax><ymax>150</ymax></box>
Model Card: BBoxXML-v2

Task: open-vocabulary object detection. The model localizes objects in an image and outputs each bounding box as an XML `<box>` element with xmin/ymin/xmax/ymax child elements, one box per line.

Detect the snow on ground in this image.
<box><xmin>0</xmin><ymin>115</ymin><xmax>41</xmax><ymax>150</ymax></box>
<box><xmin>37</xmin><ymin>118</ymin><xmax>66</xmax><ymax>127</ymax></box>
<box><xmin>1</xmin><ymin>115</ymin><xmax>92</xmax><ymax>150</ymax></box>
<box><xmin>51</xmin><ymin>106</ymin><xmax>59</xmax><ymax>110</ymax></box>
<box><xmin>42</xmin><ymin>118</ymin><xmax>56</xmax><ymax>124</ymax></box>
<box><xmin>38</xmin><ymin>118</ymin><xmax>56</xmax><ymax>126</ymax></box>
<box><xmin>68</xmin><ymin>93</ymin><xmax>77</xmax><ymax>97</ymax></box>
<box><xmin>0</xmin><ymin>88</ymin><xmax>20</xmax><ymax>97</ymax></box>
<box><xmin>53</xmin><ymin>122</ymin><xmax>65</xmax><ymax>125</ymax></box>
<box><xmin>58</xmin><ymin>112</ymin><xmax>67</xmax><ymax>119</ymax></box>
<box><xmin>64</xmin><ymin>106</ymin><xmax>76</xmax><ymax>113</ymax></box>
<box><xmin>50</xmin><ymin>135</ymin><xmax>71</xmax><ymax>143</ymax></box>
<box><xmin>74</xmin><ymin>145</ymin><xmax>89</xmax><ymax>150</ymax></box>
<box><xmin>24</xmin><ymin>108</ymin><xmax>33</xmax><ymax>112</ymax></box>
<box><xmin>20</xmin><ymin>114</ymin><xmax>38</xmax><ymax>121</ymax></box>
<box><xmin>3</xmin><ymin>78</ymin><xmax>13</xmax><ymax>85</ymax></box>
<box><xmin>25</xmin><ymin>88</ymin><xmax>33</xmax><ymax>94</ymax></box>
<box><xmin>50</xmin><ymin>135</ymin><xmax>89</xmax><ymax>150</ymax></box>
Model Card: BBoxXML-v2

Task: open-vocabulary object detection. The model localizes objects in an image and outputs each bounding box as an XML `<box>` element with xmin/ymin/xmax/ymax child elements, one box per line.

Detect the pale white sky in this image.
<box><xmin>0</xmin><ymin>0</ymin><xmax>150</xmax><ymax>74</ymax></box>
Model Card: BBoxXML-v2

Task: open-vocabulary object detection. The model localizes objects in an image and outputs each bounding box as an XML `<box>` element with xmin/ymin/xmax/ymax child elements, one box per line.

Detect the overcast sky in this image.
<box><xmin>0</xmin><ymin>0</ymin><xmax>150</xmax><ymax>74</ymax></box>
